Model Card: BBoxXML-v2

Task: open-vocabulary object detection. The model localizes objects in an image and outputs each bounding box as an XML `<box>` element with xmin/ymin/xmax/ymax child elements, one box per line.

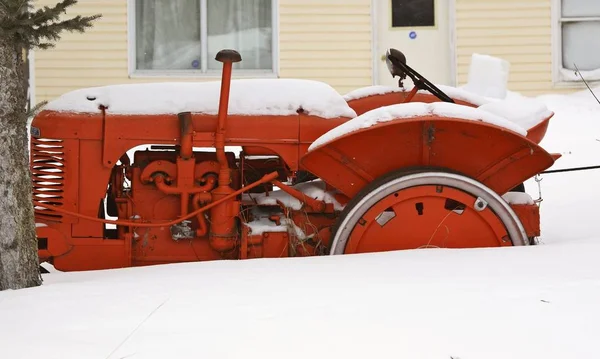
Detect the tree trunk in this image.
<box><xmin>0</xmin><ymin>30</ymin><xmax>42</xmax><ymax>289</ymax></box>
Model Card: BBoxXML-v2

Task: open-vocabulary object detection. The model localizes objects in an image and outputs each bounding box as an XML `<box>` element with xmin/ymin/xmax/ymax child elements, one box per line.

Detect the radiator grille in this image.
<box><xmin>31</xmin><ymin>138</ymin><xmax>66</xmax><ymax>222</ymax></box>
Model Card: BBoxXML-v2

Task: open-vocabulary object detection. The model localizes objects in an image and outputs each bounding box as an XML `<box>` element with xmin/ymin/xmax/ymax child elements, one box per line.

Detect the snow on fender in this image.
<box><xmin>308</xmin><ymin>102</ymin><xmax>528</xmax><ymax>151</ymax></box>
<box><xmin>300</xmin><ymin>102</ymin><xmax>556</xmax><ymax>199</ymax></box>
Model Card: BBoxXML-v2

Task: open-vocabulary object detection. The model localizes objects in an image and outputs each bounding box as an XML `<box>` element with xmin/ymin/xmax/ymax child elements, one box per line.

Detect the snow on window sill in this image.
<box><xmin>553</xmin><ymin>67</ymin><xmax>600</xmax><ymax>88</ymax></box>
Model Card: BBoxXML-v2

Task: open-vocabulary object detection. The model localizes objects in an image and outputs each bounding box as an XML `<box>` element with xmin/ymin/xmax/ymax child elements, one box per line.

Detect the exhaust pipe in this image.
<box><xmin>214</xmin><ymin>49</ymin><xmax>241</xmax><ymax>186</ymax></box>
<box><xmin>210</xmin><ymin>49</ymin><xmax>242</xmax><ymax>254</ymax></box>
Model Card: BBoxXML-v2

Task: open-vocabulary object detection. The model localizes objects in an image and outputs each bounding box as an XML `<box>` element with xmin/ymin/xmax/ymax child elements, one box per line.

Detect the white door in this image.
<box><xmin>375</xmin><ymin>0</ymin><xmax>453</xmax><ymax>87</ymax></box>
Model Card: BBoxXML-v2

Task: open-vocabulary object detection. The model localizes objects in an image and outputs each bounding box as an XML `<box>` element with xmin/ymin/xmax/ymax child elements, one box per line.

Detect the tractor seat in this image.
<box><xmin>343</xmin><ymin>84</ymin><xmax>494</xmax><ymax>107</ymax></box>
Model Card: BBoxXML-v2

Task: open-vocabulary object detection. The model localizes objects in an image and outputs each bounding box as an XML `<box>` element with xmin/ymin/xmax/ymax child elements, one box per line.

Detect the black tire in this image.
<box><xmin>510</xmin><ymin>183</ymin><xmax>525</xmax><ymax>193</ymax></box>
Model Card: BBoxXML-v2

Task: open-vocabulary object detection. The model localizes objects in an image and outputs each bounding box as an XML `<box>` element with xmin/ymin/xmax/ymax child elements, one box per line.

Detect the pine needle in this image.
<box><xmin>0</xmin><ymin>0</ymin><xmax>101</xmax><ymax>50</ymax></box>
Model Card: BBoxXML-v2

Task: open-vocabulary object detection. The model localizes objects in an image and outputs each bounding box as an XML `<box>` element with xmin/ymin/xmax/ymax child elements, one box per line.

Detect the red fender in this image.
<box><xmin>347</xmin><ymin>92</ymin><xmax>477</xmax><ymax>116</ymax></box>
<box><xmin>300</xmin><ymin>115</ymin><xmax>557</xmax><ymax>198</ymax></box>
<box><xmin>346</xmin><ymin>92</ymin><xmax>552</xmax><ymax>145</ymax></box>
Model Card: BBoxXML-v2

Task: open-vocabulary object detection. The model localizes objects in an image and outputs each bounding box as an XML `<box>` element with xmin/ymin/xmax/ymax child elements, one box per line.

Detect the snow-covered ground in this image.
<box><xmin>523</xmin><ymin>87</ymin><xmax>600</xmax><ymax>244</ymax></box>
<box><xmin>2</xmin><ymin>87</ymin><xmax>600</xmax><ymax>359</ymax></box>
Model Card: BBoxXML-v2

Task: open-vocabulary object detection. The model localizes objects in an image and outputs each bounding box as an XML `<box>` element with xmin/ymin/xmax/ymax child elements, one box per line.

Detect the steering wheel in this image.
<box><xmin>386</xmin><ymin>48</ymin><xmax>455</xmax><ymax>104</ymax></box>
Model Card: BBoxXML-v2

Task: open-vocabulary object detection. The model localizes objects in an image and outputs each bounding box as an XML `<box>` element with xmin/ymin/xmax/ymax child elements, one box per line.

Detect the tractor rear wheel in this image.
<box><xmin>330</xmin><ymin>171</ymin><xmax>528</xmax><ymax>255</ymax></box>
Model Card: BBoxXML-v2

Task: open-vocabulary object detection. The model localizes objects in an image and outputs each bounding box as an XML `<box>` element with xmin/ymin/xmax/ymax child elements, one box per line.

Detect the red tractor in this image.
<box><xmin>31</xmin><ymin>49</ymin><xmax>558</xmax><ymax>271</ymax></box>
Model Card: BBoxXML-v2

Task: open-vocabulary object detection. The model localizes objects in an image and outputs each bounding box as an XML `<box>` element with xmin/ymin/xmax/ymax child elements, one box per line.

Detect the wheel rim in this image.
<box><xmin>330</xmin><ymin>172</ymin><xmax>528</xmax><ymax>255</ymax></box>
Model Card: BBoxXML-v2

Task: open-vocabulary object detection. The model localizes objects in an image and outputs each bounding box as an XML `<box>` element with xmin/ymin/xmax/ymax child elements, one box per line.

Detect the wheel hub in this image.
<box><xmin>330</xmin><ymin>172</ymin><xmax>528</xmax><ymax>255</ymax></box>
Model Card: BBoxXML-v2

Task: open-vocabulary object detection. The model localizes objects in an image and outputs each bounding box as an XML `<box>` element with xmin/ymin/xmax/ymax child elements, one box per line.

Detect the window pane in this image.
<box><xmin>562</xmin><ymin>21</ymin><xmax>600</xmax><ymax>71</ymax></box>
<box><xmin>562</xmin><ymin>0</ymin><xmax>600</xmax><ymax>17</ymax></box>
<box><xmin>391</xmin><ymin>0</ymin><xmax>435</xmax><ymax>27</ymax></box>
<box><xmin>136</xmin><ymin>0</ymin><xmax>201</xmax><ymax>70</ymax></box>
<box><xmin>207</xmin><ymin>0</ymin><xmax>273</xmax><ymax>70</ymax></box>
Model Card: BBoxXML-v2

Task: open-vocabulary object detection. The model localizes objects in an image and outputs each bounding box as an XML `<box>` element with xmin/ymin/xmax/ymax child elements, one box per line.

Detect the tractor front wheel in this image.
<box><xmin>330</xmin><ymin>171</ymin><xmax>529</xmax><ymax>255</ymax></box>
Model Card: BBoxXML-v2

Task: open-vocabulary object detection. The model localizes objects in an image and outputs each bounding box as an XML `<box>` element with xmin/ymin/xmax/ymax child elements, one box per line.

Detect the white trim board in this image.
<box><xmin>448</xmin><ymin>0</ymin><xmax>457</xmax><ymax>87</ymax></box>
<box><xmin>28</xmin><ymin>50</ymin><xmax>36</xmax><ymax>108</ymax></box>
<box><xmin>371</xmin><ymin>0</ymin><xmax>378</xmax><ymax>85</ymax></box>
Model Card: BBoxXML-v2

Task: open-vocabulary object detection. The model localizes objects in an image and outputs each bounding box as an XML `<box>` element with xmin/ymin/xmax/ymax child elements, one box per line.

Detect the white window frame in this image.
<box><xmin>127</xmin><ymin>0</ymin><xmax>279</xmax><ymax>78</ymax></box>
<box><xmin>28</xmin><ymin>50</ymin><xmax>36</xmax><ymax>109</ymax></box>
<box><xmin>552</xmin><ymin>0</ymin><xmax>600</xmax><ymax>87</ymax></box>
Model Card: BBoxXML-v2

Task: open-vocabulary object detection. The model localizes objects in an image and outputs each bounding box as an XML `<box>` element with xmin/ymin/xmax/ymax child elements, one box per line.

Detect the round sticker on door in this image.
<box><xmin>409</xmin><ymin>31</ymin><xmax>417</xmax><ymax>40</ymax></box>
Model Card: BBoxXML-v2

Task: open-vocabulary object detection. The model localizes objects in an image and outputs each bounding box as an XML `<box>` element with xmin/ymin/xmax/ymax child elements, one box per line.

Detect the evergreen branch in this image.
<box><xmin>29</xmin><ymin>0</ymin><xmax>77</xmax><ymax>27</ymax></box>
<box><xmin>16</xmin><ymin>0</ymin><xmax>30</xmax><ymax>15</ymax></box>
<box><xmin>0</xmin><ymin>0</ymin><xmax>27</xmax><ymax>13</ymax></box>
<box><xmin>29</xmin><ymin>14</ymin><xmax>100</xmax><ymax>48</ymax></box>
<box><xmin>0</xmin><ymin>0</ymin><xmax>29</xmax><ymax>31</ymax></box>
<box><xmin>26</xmin><ymin>100</ymin><xmax>48</xmax><ymax>119</ymax></box>
<box><xmin>32</xmin><ymin>42</ymin><xmax>54</xmax><ymax>50</ymax></box>
<box><xmin>0</xmin><ymin>0</ymin><xmax>101</xmax><ymax>50</ymax></box>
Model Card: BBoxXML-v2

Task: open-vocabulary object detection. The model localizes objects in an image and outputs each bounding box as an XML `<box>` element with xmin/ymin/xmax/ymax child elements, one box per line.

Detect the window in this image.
<box><xmin>131</xmin><ymin>0</ymin><xmax>276</xmax><ymax>75</ymax></box>
<box><xmin>556</xmin><ymin>0</ymin><xmax>600</xmax><ymax>83</ymax></box>
<box><xmin>391</xmin><ymin>0</ymin><xmax>435</xmax><ymax>28</ymax></box>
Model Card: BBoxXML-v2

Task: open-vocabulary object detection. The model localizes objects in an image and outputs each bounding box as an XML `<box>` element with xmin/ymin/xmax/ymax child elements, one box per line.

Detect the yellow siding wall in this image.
<box><xmin>279</xmin><ymin>0</ymin><xmax>373</xmax><ymax>94</ymax></box>
<box><xmin>455</xmin><ymin>0</ymin><xmax>570</xmax><ymax>96</ymax></box>
<box><xmin>34</xmin><ymin>0</ymin><xmax>129</xmax><ymax>101</ymax></box>
<box><xmin>33</xmin><ymin>0</ymin><xmax>373</xmax><ymax>103</ymax></box>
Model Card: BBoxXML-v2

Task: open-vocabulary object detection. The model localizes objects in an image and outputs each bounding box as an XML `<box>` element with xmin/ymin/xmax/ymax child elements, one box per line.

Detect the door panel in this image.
<box><xmin>376</xmin><ymin>0</ymin><xmax>452</xmax><ymax>87</ymax></box>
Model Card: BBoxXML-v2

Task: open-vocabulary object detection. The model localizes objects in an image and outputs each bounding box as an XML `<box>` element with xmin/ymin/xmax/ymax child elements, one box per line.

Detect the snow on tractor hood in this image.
<box><xmin>42</xmin><ymin>79</ymin><xmax>358</xmax><ymax>119</ymax></box>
